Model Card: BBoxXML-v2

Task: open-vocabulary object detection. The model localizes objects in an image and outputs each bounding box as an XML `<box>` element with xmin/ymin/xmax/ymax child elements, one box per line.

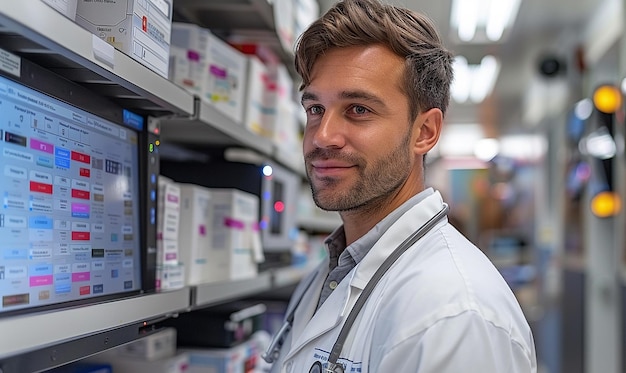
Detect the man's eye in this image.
<box><xmin>350</xmin><ymin>105</ymin><xmax>369</xmax><ymax>115</ymax></box>
<box><xmin>308</xmin><ymin>106</ymin><xmax>324</xmax><ymax>115</ymax></box>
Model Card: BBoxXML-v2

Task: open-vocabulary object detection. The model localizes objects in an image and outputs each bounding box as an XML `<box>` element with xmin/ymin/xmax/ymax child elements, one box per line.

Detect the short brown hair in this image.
<box><xmin>294</xmin><ymin>0</ymin><xmax>454</xmax><ymax>121</ymax></box>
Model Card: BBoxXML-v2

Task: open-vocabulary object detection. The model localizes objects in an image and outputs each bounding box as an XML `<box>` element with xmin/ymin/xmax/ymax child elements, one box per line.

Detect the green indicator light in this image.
<box><xmin>149</xmin><ymin>143</ymin><xmax>154</xmax><ymax>152</ymax></box>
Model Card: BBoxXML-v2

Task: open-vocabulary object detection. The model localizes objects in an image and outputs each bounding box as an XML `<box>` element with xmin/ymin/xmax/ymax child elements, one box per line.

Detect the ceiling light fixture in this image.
<box><xmin>451</xmin><ymin>0</ymin><xmax>522</xmax><ymax>42</ymax></box>
<box><xmin>451</xmin><ymin>55</ymin><xmax>501</xmax><ymax>103</ymax></box>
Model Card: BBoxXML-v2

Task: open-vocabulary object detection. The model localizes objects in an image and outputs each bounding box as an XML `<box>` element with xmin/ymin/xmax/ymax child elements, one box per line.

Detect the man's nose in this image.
<box><xmin>311</xmin><ymin>110</ymin><xmax>347</xmax><ymax>149</ymax></box>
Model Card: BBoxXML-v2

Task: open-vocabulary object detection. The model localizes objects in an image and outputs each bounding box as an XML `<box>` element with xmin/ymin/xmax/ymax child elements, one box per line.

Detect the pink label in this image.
<box><xmin>224</xmin><ymin>217</ymin><xmax>244</xmax><ymax>230</ymax></box>
<box><xmin>198</xmin><ymin>225</ymin><xmax>206</xmax><ymax>236</ymax></box>
<box><xmin>187</xmin><ymin>50</ymin><xmax>200</xmax><ymax>61</ymax></box>
<box><xmin>166</xmin><ymin>253</ymin><xmax>177</xmax><ymax>260</ymax></box>
<box><xmin>72</xmin><ymin>272</ymin><xmax>91</xmax><ymax>282</ymax></box>
<box><xmin>30</xmin><ymin>138</ymin><xmax>54</xmax><ymax>154</ymax></box>
<box><xmin>30</xmin><ymin>275</ymin><xmax>53</xmax><ymax>286</ymax></box>
<box><xmin>71</xmin><ymin>203</ymin><xmax>90</xmax><ymax>214</ymax></box>
<box><xmin>209</xmin><ymin>64</ymin><xmax>227</xmax><ymax>78</ymax></box>
<box><xmin>167</xmin><ymin>194</ymin><xmax>179</xmax><ymax>203</ymax></box>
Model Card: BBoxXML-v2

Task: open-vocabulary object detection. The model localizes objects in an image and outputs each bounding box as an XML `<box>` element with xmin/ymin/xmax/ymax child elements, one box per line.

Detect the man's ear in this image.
<box><xmin>413</xmin><ymin>108</ymin><xmax>443</xmax><ymax>154</ymax></box>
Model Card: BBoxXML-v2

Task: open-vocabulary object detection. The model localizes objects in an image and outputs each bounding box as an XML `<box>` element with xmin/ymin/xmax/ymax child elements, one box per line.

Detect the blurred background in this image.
<box><xmin>355</xmin><ymin>0</ymin><xmax>626</xmax><ymax>372</ymax></box>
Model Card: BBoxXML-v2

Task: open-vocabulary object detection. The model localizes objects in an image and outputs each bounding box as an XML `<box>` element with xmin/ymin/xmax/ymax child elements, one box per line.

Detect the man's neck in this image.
<box><xmin>339</xmin><ymin>190</ymin><xmax>415</xmax><ymax>246</ymax></box>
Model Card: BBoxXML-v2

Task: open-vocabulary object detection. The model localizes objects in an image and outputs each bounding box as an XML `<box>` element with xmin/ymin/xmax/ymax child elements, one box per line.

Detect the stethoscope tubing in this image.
<box><xmin>325</xmin><ymin>204</ymin><xmax>449</xmax><ymax>372</ymax></box>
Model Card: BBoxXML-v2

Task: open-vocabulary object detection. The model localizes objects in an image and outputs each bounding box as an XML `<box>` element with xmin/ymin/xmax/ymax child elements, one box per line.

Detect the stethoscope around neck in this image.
<box><xmin>262</xmin><ymin>203</ymin><xmax>450</xmax><ymax>373</ymax></box>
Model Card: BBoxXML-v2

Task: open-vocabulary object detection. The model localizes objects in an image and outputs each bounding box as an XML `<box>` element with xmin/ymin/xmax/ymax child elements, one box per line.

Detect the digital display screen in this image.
<box><xmin>0</xmin><ymin>73</ymin><xmax>143</xmax><ymax>314</ymax></box>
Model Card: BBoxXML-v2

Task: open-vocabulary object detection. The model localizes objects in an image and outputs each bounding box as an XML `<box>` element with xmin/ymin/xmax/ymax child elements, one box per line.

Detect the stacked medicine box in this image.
<box><xmin>75</xmin><ymin>0</ymin><xmax>174</xmax><ymax>78</ymax></box>
<box><xmin>156</xmin><ymin>176</ymin><xmax>184</xmax><ymax>290</ymax></box>
<box><xmin>175</xmin><ymin>183</ymin><xmax>263</xmax><ymax>286</ymax></box>
<box><xmin>169</xmin><ymin>22</ymin><xmax>248</xmax><ymax>124</ymax></box>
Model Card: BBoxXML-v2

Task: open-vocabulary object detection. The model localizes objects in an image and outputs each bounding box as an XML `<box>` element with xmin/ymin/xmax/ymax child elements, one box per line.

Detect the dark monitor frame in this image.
<box><xmin>0</xmin><ymin>51</ymin><xmax>158</xmax><ymax>318</ymax></box>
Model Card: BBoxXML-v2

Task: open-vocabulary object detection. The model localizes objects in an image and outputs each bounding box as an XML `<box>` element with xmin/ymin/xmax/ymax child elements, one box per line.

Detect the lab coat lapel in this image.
<box><xmin>351</xmin><ymin>191</ymin><xmax>445</xmax><ymax>290</ymax></box>
<box><xmin>287</xmin><ymin>260</ymin><xmax>329</xmax><ymax>346</ymax></box>
<box><xmin>285</xmin><ymin>262</ymin><xmax>357</xmax><ymax>361</ymax></box>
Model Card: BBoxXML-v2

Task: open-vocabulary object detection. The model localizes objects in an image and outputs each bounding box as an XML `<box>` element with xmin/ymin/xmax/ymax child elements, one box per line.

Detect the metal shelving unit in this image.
<box><xmin>159</xmin><ymin>98</ymin><xmax>275</xmax><ymax>156</ymax></box>
<box><xmin>0</xmin><ymin>288</ymin><xmax>190</xmax><ymax>371</ymax></box>
<box><xmin>0</xmin><ymin>1</ymin><xmax>318</xmax><ymax>370</ymax></box>
<box><xmin>186</xmin><ymin>266</ymin><xmax>320</xmax><ymax>310</ymax></box>
<box><xmin>0</xmin><ymin>0</ymin><xmax>194</xmax><ymax>117</ymax></box>
<box><xmin>0</xmin><ymin>264</ymin><xmax>312</xmax><ymax>372</ymax></box>
<box><xmin>192</xmin><ymin>271</ymin><xmax>274</xmax><ymax>309</ymax></box>
<box><xmin>0</xmin><ymin>268</ymin><xmax>309</xmax><ymax>372</ymax></box>
<box><xmin>171</xmin><ymin>0</ymin><xmax>296</xmax><ymax>74</ymax></box>
<box><xmin>0</xmin><ymin>0</ymin><xmax>284</xmax><ymax>162</ymax></box>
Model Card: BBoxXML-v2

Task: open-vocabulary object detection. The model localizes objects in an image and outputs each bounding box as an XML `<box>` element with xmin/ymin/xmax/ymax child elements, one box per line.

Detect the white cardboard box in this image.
<box><xmin>243</xmin><ymin>55</ymin><xmax>277</xmax><ymax>140</ymax></box>
<box><xmin>208</xmin><ymin>188</ymin><xmax>264</xmax><ymax>282</ymax></box>
<box><xmin>156</xmin><ymin>262</ymin><xmax>185</xmax><ymax>290</ymax></box>
<box><xmin>42</xmin><ymin>0</ymin><xmax>78</xmax><ymax>20</ymax></box>
<box><xmin>169</xmin><ymin>23</ymin><xmax>247</xmax><ymax>123</ymax></box>
<box><xmin>182</xmin><ymin>342</ymin><xmax>258</xmax><ymax>373</ymax></box>
<box><xmin>177</xmin><ymin>183</ymin><xmax>213</xmax><ymax>285</ymax></box>
<box><xmin>169</xmin><ymin>22</ymin><xmax>211</xmax><ymax>97</ymax></box>
<box><xmin>272</xmin><ymin>63</ymin><xmax>299</xmax><ymax>151</ymax></box>
<box><xmin>75</xmin><ymin>0</ymin><xmax>173</xmax><ymax>78</ymax></box>
<box><xmin>183</xmin><ymin>346</ymin><xmax>247</xmax><ymax>373</ymax></box>
<box><xmin>182</xmin><ymin>332</ymin><xmax>270</xmax><ymax>373</ymax></box>
<box><xmin>157</xmin><ymin>176</ymin><xmax>180</xmax><ymax>266</ymax></box>
<box><xmin>202</xmin><ymin>33</ymin><xmax>248</xmax><ymax>124</ymax></box>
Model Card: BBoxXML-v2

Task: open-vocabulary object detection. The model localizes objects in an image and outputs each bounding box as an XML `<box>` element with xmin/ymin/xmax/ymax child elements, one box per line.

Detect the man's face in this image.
<box><xmin>301</xmin><ymin>44</ymin><xmax>420</xmax><ymax>212</ymax></box>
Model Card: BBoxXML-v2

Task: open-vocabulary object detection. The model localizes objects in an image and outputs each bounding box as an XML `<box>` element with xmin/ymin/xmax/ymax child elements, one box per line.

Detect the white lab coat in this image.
<box><xmin>270</xmin><ymin>191</ymin><xmax>537</xmax><ymax>373</ymax></box>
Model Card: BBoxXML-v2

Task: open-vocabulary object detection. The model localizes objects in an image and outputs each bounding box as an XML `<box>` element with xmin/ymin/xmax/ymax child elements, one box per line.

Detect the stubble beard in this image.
<box><xmin>305</xmin><ymin>136</ymin><xmax>413</xmax><ymax>212</ymax></box>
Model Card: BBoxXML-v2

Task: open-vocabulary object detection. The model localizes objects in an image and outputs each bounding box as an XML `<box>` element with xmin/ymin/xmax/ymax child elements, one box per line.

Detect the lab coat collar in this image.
<box><xmin>350</xmin><ymin>191</ymin><xmax>445</xmax><ymax>290</ymax></box>
<box><xmin>283</xmin><ymin>191</ymin><xmax>445</xmax><ymax>363</ymax></box>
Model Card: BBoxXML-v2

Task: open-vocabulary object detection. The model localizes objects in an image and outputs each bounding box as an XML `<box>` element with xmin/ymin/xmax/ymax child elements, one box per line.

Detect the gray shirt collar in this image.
<box><xmin>325</xmin><ymin>187</ymin><xmax>435</xmax><ymax>271</ymax></box>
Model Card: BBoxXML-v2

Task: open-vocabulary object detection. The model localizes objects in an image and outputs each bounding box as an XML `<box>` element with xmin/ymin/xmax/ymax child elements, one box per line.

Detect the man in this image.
<box><xmin>265</xmin><ymin>0</ymin><xmax>537</xmax><ymax>371</ymax></box>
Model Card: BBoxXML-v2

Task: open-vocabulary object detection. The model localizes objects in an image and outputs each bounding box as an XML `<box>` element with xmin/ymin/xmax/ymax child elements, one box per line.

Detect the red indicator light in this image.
<box><xmin>274</xmin><ymin>201</ymin><xmax>285</xmax><ymax>213</ymax></box>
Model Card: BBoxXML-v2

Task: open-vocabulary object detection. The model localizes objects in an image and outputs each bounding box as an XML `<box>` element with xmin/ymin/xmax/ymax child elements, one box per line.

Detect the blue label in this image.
<box><xmin>29</xmin><ymin>216</ymin><xmax>53</xmax><ymax>229</ymax></box>
<box><xmin>30</xmin><ymin>264</ymin><xmax>53</xmax><ymax>275</ymax></box>
<box><xmin>123</xmin><ymin>109</ymin><xmax>144</xmax><ymax>131</ymax></box>
<box><xmin>55</xmin><ymin>283</ymin><xmax>71</xmax><ymax>294</ymax></box>
<box><xmin>36</xmin><ymin>156</ymin><xmax>53</xmax><ymax>168</ymax></box>
<box><xmin>3</xmin><ymin>249</ymin><xmax>28</xmax><ymax>260</ymax></box>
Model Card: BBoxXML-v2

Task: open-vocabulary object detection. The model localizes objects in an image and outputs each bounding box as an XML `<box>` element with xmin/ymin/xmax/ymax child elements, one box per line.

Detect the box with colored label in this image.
<box><xmin>177</xmin><ymin>183</ymin><xmax>213</xmax><ymax>285</ymax></box>
<box><xmin>157</xmin><ymin>176</ymin><xmax>180</xmax><ymax>266</ymax></box>
<box><xmin>169</xmin><ymin>22</ymin><xmax>211</xmax><ymax>97</ymax></box>
<box><xmin>208</xmin><ymin>188</ymin><xmax>264</xmax><ymax>281</ymax></box>
<box><xmin>201</xmin><ymin>33</ymin><xmax>247</xmax><ymax>124</ymax></box>
<box><xmin>156</xmin><ymin>262</ymin><xmax>185</xmax><ymax>290</ymax></box>
<box><xmin>75</xmin><ymin>0</ymin><xmax>173</xmax><ymax>78</ymax></box>
<box><xmin>243</xmin><ymin>55</ymin><xmax>277</xmax><ymax>139</ymax></box>
<box><xmin>182</xmin><ymin>340</ymin><xmax>261</xmax><ymax>373</ymax></box>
